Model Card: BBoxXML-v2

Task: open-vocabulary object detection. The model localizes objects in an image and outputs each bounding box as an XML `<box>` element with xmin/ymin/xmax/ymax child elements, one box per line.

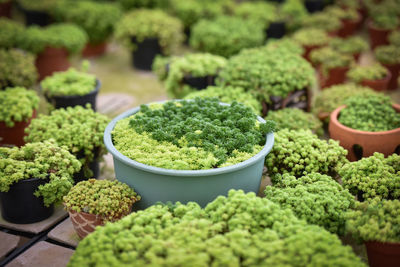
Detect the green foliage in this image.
<box><xmin>165</xmin><ymin>53</ymin><xmax>227</xmax><ymax>98</ymax></box>
<box><xmin>0</xmin><ymin>49</ymin><xmax>37</xmax><ymax>89</ymax></box>
<box><xmin>68</xmin><ymin>189</ymin><xmax>364</xmax><ymax>267</ymax></box>
<box><xmin>329</xmin><ymin>37</ymin><xmax>369</xmax><ymax>55</ymax></box>
<box><xmin>17</xmin><ymin>0</ymin><xmax>58</xmax><ymax>11</ymax></box>
<box><xmin>324</xmin><ymin>6</ymin><xmax>359</xmax><ymax>21</ymax></box>
<box><xmin>346</xmin><ymin>199</ymin><xmax>400</xmax><ymax>243</ymax></box>
<box><xmin>340</xmin><ymin>153</ymin><xmax>400</xmax><ymax>201</ymax></box>
<box><xmin>19</xmin><ymin>23</ymin><xmax>88</xmax><ymax>54</ymax></box>
<box><xmin>189</xmin><ymin>16</ymin><xmax>265</xmax><ymax>58</ymax></box>
<box><xmin>25</xmin><ymin>105</ymin><xmax>110</xmax><ymax>178</ymax></box>
<box><xmin>54</xmin><ymin>1</ymin><xmax>122</xmax><ymax>44</ymax></box>
<box><xmin>301</xmin><ymin>12</ymin><xmax>342</xmax><ymax>32</ymax></box>
<box><xmin>184</xmin><ymin>86</ymin><xmax>262</xmax><ymax>115</ymax></box>
<box><xmin>265</xmin><ymin>173</ymin><xmax>355</xmax><ymax>235</ymax></box>
<box><xmin>64</xmin><ymin>179</ymin><xmax>140</xmax><ymax>222</ymax></box>
<box><xmin>310</xmin><ymin>47</ymin><xmax>353</xmax><ymax>75</ymax></box>
<box><xmin>115</xmin><ymin>9</ymin><xmax>184</xmax><ymax>55</ymax></box>
<box><xmin>0</xmin><ymin>18</ymin><xmax>24</xmax><ymax>49</ymax></box>
<box><xmin>347</xmin><ymin>63</ymin><xmax>389</xmax><ymax>83</ymax></box>
<box><xmin>374</xmin><ymin>45</ymin><xmax>400</xmax><ymax>65</ymax></box>
<box><xmin>0</xmin><ymin>141</ymin><xmax>81</xmax><ymax>207</ymax></box>
<box><xmin>338</xmin><ymin>94</ymin><xmax>400</xmax><ymax>131</ymax></box>
<box><xmin>117</xmin><ymin>0</ymin><xmax>168</xmax><ymax>10</ymax></box>
<box><xmin>280</xmin><ymin>0</ymin><xmax>308</xmax><ymax>32</ymax></box>
<box><xmin>152</xmin><ymin>55</ymin><xmax>176</xmax><ymax>81</ymax></box>
<box><xmin>233</xmin><ymin>1</ymin><xmax>277</xmax><ymax>28</ymax></box>
<box><xmin>0</xmin><ymin>87</ymin><xmax>39</xmax><ymax>127</ymax></box>
<box><xmin>371</xmin><ymin>13</ymin><xmax>399</xmax><ymax>30</ymax></box>
<box><xmin>389</xmin><ymin>30</ymin><xmax>400</xmax><ymax>46</ymax></box>
<box><xmin>264</xmin><ymin>38</ymin><xmax>304</xmax><ymax>55</ymax></box>
<box><xmin>291</xmin><ymin>28</ymin><xmax>331</xmax><ymax>46</ymax></box>
<box><xmin>265</xmin><ymin>108</ymin><xmax>323</xmax><ymax>136</ymax></box>
<box><xmin>265</xmin><ymin>129</ymin><xmax>348</xmax><ymax>178</ymax></box>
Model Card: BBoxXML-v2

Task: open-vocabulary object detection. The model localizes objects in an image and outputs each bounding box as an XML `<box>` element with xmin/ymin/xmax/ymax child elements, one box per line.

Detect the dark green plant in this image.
<box><xmin>25</xmin><ymin>105</ymin><xmax>110</xmax><ymax>178</ymax></box>
<box><xmin>17</xmin><ymin>0</ymin><xmax>58</xmax><ymax>11</ymax></box>
<box><xmin>310</xmin><ymin>47</ymin><xmax>353</xmax><ymax>75</ymax></box>
<box><xmin>0</xmin><ymin>18</ymin><xmax>24</xmax><ymax>49</ymax></box>
<box><xmin>0</xmin><ymin>49</ymin><xmax>38</xmax><ymax>89</ymax></box>
<box><xmin>338</xmin><ymin>94</ymin><xmax>400</xmax><ymax>132</ymax></box>
<box><xmin>0</xmin><ymin>141</ymin><xmax>81</xmax><ymax>207</ymax></box>
<box><xmin>374</xmin><ymin>45</ymin><xmax>400</xmax><ymax>65</ymax></box>
<box><xmin>347</xmin><ymin>63</ymin><xmax>389</xmax><ymax>83</ymax></box>
<box><xmin>329</xmin><ymin>37</ymin><xmax>369</xmax><ymax>55</ymax></box>
<box><xmin>64</xmin><ymin>179</ymin><xmax>140</xmax><ymax>222</ymax></box>
<box><xmin>189</xmin><ymin>16</ymin><xmax>265</xmax><ymax>58</ymax></box>
<box><xmin>265</xmin><ymin>172</ymin><xmax>355</xmax><ymax>235</ymax></box>
<box><xmin>301</xmin><ymin>12</ymin><xmax>342</xmax><ymax>32</ymax></box>
<box><xmin>117</xmin><ymin>0</ymin><xmax>169</xmax><ymax>10</ymax></box>
<box><xmin>291</xmin><ymin>28</ymin><xmax>331</xmax><ymax>47</ymax></box>
<box><xmin>389</xmin><ymin>30</ymin><xmax>400</xmax><ymax>46</ymax></box>
<box><xmin>265</xmin><ymin>129</ymin><xmax>348</xmax><ymax>178</ymax></box>
<box><xmin>68</xmin><ymin>189</ymin><xmax>365</xmax><ymax>266</ymax></box>
<box><xmin>115</xmin><ymin>9</ymin><xmax>184</xmax><ymax>55</ymax></box>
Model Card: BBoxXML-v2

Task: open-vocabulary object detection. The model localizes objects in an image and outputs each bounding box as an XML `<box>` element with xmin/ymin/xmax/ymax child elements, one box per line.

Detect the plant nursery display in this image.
<box><xmin>291</xmin><ymin>28</ymin><xmax>331</xmax><ymax>61</ymax></box>
<box><xmin>329</xmin><ymin>37</ymin><xmax>369</xmax><ymax>61</ymax></box>
<box><xmin>0</xmin><ymin>141</ymin><xmax>81</xmax><ymax>223</ymax></box>
<box><xmin>374</xmin><ymin>45</ymin><xmax>400</xmax><ymax>90</ymax></box>
<box><xmin>265</xmin><ymin>129</ymin><xmax>348</xmax><ymax>178</ymax></box>
<box><xmin>25</xmin><ymin>105</ymin><xmax>110</xmax><ymax>181</ymax></box>
<box><xmin>189</xmin><ymin>16</ymin><xmax>265</xmax><ymax>58</ymax></box>
<box><xmin>346</xmin><ymin>63</ymin><xmax>391</xmax><ymax>91</ymax></box>
<box><xmin>164</xmin><ymin>53</ymin><xmax>227</xmax><ymax>98</ymax></box>
<box><xmin>68</xmin><ymin>190</ymin><xmax>364</xmax><ymax>267</ymax></box>
<box><xmin>265</xmin><ymin>172</ymin><xmax>354</xmax><ymax>235</ymax></box>
<box><xmin>0</xmin><ymin>18</ymin><xmax>25</xmax><ymax>49</ymax></box>
<box><xmin>115</xmin><ymin>9</ymin><xmax>184</xmax><ymax>70</ymax></box>
<box><xmin>0</xmin><ymin>87</ymin><xmax>39</xmax><ymax>147</ymax></box>
<box><xmin>64</xmin><ymin>179</ymin><xmax>140</xmax><ymax>238</ymax></box>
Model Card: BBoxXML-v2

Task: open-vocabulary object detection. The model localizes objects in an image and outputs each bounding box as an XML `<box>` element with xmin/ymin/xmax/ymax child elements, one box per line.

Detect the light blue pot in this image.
<box><xmin>104</xmin><ymin>103</ymin><xmax>274</xmax><ymax>209</ymax></box>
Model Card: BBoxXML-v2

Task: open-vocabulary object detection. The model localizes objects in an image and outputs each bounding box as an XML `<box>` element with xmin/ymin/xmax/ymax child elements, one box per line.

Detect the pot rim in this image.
<box><xmin>104</xmin><ymin>100</ymin><xmax>274</xmax><ymax>177</ymax></box>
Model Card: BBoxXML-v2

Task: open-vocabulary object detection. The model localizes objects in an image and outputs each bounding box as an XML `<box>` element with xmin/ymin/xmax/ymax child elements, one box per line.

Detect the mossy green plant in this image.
<box><xmin>117</xmin><ymin>0</ymin><xmax>168</xmax><ymax>10</ymax></box>
<box><xmin>0</xmin><ymin>18</ymin><xmax>25</xmax><ymax>49</ymax></box>
<box><xmin>389</xmin><ymin>30</ymin><xmax>400</xmax><ymax>46</ymax></box>
<box><xmin>291</xmin><ymin>28</ymin><xmax>330</xmax><ymax>47</ymax></box>
<box><xmin>232</xmin><ymin>1</ymin><xmax>277</xmax><ymax>29</ymax></box>
<box><xmin>17</xmin><ymin>0</ymin><xmax>58</xmax><ymax>11</ymax></box>
<box><xmin>347</xmin><ymin>63</ymin><xmax>389</xmax><ymax>83</ymax></box>
<box><xmin>374</xmin><ymin>45</ymin><xmax>400</xmax><ymax>65</ymax></box>
<box><xmin>301</xmin><ymin>12</ymin><xmax>342</xmax><ymax>32</ymax></box>
<box><xmin>329</xmin><ymin>37</ymin><xmax>369</xmax><ymax>55</ymax></box>
<box><xmin>310</xmin><ymin>47</ymin><xmax>353</xmax><ymax>75</ymax></box>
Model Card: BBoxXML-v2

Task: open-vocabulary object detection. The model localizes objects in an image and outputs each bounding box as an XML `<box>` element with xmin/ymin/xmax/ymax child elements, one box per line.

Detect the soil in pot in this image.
<box><xmin>182</xmin><ymin>75</ymin><xmax>216</xmax><ymax>90</ymax></box>
<box><xmin>0</xmin><ymin>177</ymin><xmax>54</xmax><ymax>224</ymax></box>
<box><xmin>383</xmin><ymin>63</ymin><xmax>400</xmax><ymax>90</ymax></box>
<box><xmin>0</xmin><ymin>1</ymin><xmax>12</xmax><ymax>18</ymax></box>
<box><xmin>365</xmin><ymin>241</ymin><xmax>400</xmax><ymax>267</ymax></box>
<box><xmin>82</xmin><ymin>42</ymin><xmax>107</xmax><ymax>58</ymax></box>
<box><xmin>266</xmin><ymin>22</ymin><xmax>286</xmax><ymax>39</ymax></box>
<box><xmin>360</xmin><ymin>72</ymin><xmax>392</xmax><ymax>91</ymax></box>
<box><xmin>131</xmin><ymin>37</ymin><xmax>161</xmax><ymax>71</ymax></box>
<box><xmin>35</xmin><ymin>47</ymin><xmax>70</xmax><ymax>81</ymax></box>
<box><xmin>368</xmin><ymin>20</ymin><xmax>390</xmax><ymax>49</ymax></box>
<box><xmin>319</xmin><ymin>66</ymin><xmax>349</xmax><ymax>89</ymax></box>
<box><xmin>0</xmin><ymin>110</ymin><xmax>36</xmax><ymax>147</ymax></box>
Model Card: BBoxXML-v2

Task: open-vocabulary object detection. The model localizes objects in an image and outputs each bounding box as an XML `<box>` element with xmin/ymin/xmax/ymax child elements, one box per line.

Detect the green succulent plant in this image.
<box><xmin>280</xmin><ymin>0</ymin><xmax>308</xmax><ymax>32</ymax></box>
<box><xmin>64</xmin><ymin>179</ymin><xmax>140</xmax><ymax>222</ymax></box>
<box><xmin>340</xmin><ymin>153</ymin><xmax>400</xmax><ymax>201</ymax></box>
<box><xmin>347</xmin><ymin>63</ymin><xmax>389</xmax><ymax>83</ymax></box>
<box><xmin>370</xmin><ymin>12</ymin><xmax>399</xmax><ymax>30</ymax></box>
<box><xmin>265</xmin><ymin>129</ymin><xmax>348</xmax><ymax>178</ymax></box>
<box><xmin>115</xmin><ymin>9</ymin><xmax>184</xmax><ymax>55</ymax></box>
<box><xmin>336</xmin><ymin>0</ymin><xmax>360</xmax><ymax>9</ymax></box>
<box><xmin>0</xmin><ymin>141</ymin><xmax>81</xmax><ymax>207</ymax></box>
<box><xmin>0</xmin><ymin>49</ymin><xmax>38</xmax><ymax>89</ymax></box>
<box><xmin>17</xmin><ymin>0</ymin><xmax>58</xmax><ymax>11</ymax></box>
<box><xmin>189</xmin><ymin>16</ymin><xmax>265</xmax><ymax>58</ymax></box>
<box><xmin>301</xmin><ymin>12</ymin><xmax>342</xmax><ymax>32</ymax></box>
<box><xmin>389</xmin><ymin>30</ymin><xmax>400</xmax><ymax>46</ymax></box>
<box><xmin>117</xmin><ymin>0</ymin><xmax>169</xmax><ymax>10</ymax></box>
<box><xmin>164</xmin><ymin>53</ymin><xmax>227</xmax><ymax>98</ymax></box>
<box><xmin>346</xmin><ymin>199</ymin><xmax>400</xmax><ymax>243</ymax></box>
<box><xmin>329</xmin><ymin>37</ymin><xmax>369</xmax><ymax>55</ymax></box>
<box><xmin>291</xmin><ymin>28</ymin><xmax>331</xmax><ymax>47</ymax></box>
<box><xmin>324</xmin><ymin>6</ymin><xmax>359</xmax><ymax>21</ymax></box>
<box><xmin>0</xmin><ymin>18</ymin><xmax>25</xmax><ymax>49</ymax></box>
<box><xmin>232</xmin><ymin>1</ymin><xmax>277</xmax><ymax>29</ymax></box>
<box><xmin>374</xmin><ymin>45</ymin><xmax>400</xmax><ymax>65</ymax></box>
<box><xmin>68</xmin><ymin>189</ymin><xmax>365</xmax><ymax>266</ymax></box>
<box><xmin>152</xmin><ymin>55</ymin><xmax>177</xmax><ymax>81</ymax></box>
<box><xmin>310</xmin><ymin>46</ymin><xmax>353</xmax><ymax>75</ymax></box>
<box><xmin>19</xmin><ymin>23</ymin><xmax>88</xmax><ymax>55</ymax></box>
<box><xmin>265</xmin><ymin>172</ymin><xmax>355</xmax><ymax>235</ymax></box>
<box><xmin>264</xmin><ymin>38</ymin><xmax>304</xmax><ymax>55</ymax></box>
<box><xmin>25</xmin><ymin>105</ymin><xmax>110</xmax><ymax>178</ymax></box>
<box><xmin>338</xmin><ymin>94</ymin><xmax>400</xmax><ymax>132</ymax></box>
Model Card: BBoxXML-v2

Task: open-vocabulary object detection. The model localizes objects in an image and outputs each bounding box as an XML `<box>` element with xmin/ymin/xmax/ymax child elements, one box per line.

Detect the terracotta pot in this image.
<box><xmin>383</xmin><ymin>63</ymin><xmax>400</xmax><ymax>90</ymax></box>
<box><xmin>82</xmin><ymin>42</ymin><xmax>107</xmax><ymax>58</ymax></box>
<box><xmin>0</xmin><ymin>1</ymin><xmax>12</xmax><ymax>18</ymax></box>
<box><xmin>329</xmin><ymin>104</ymin><xmax>400</xmax><ymax>161</ymax></box>
<box><xmin>338</xmin><ymin>16</ymin><xmax>361</xmax><ymax>38</ymax></box>
<box><xmin>319</xmin><ymin>66</ymin><xmax>349</xmax><ymax>89</ymax></box>
<box><xmin>302</xmin><ymin>44</ymin><xmax>322</xmax><ymax>63</ymax></box>
<box><xmin>368</xmin><ymin>20</ymin><xmax>390</xmax><ymax>49</ymax></box>
<box><xmin>365</xmin><ymin>241</ymin><xmax>400</xmax><ymax>267</ymax></box>
<box><xmin>35</xmin><ymin>47</ymin><xmax>70</xmax><ymax>81</ymax></box>
<box><xmin>360</xmin><ymin>71</ymin><xmax>392</xmax><ymax>91</ymax></box>
<box><xmin>0</xmin><ymin>110</ymin><xmax>36</xmax><ymax>147</ymax></box>
<box><xmin>353</xmin><ymin>53</ymin><xmax>360</xmax><ymax>62</ymax></box>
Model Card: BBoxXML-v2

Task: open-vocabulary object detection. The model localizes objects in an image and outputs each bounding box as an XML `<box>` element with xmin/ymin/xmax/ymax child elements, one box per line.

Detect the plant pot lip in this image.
<box><xmin>104</xmin><ymin>100</ymin><xmax>274</xmax><ymax>177</ymax></box>
<box><xmin>330</xmin><ymin>103</ymin><xmax>400</xmax><ymax>135</ymax></box>
<box><xmin>361</xmin><ymin>71</ymin><xmax>392</xmax><ymax>83</ymax></box>
<box><xmin>365</xmin><ymin>240</ymin><xmax>400</xmax><ymax>246</ymax></box>
<box><xmin>41</xmin><ymin>79</ymin><xmax>100</xmax><ymax>99</ymax></box>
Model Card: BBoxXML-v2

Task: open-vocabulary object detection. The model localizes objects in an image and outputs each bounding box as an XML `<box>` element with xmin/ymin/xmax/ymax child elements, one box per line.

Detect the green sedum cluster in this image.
<box><xmin>17</xmin><ymin>0</ymin><xmax>58</xmax><ymax>11</ymax></box>
<box><xmin>347</xmin><ymin>63</ymin><xmax>389</xmax><ymax>83</ymax></box>
<box><xmin>265</xmin><ymin>129</ymin><xmax>348</xmax><ymax>178</ymax></box>
<box><xmin>190</xmin><ymin>16</ymin><xmax>265</xmax><ymax>58</ymax></box>
<box><xmin>68</xmin><ymin>190</ymin><xmax>364</xmax><ymax>267</ymax></box>
<box><xmin>232</xmin><ymin>1</ymin><xmax>277</xmax><ymax>29</ymax></box>
<box><xmin>324</xmin><ymin>6</ymin><xmax>359</xmax><ymax>21</ymax></box>
<box><xmin>265</xmin><ymin>173</ymin><xmax>355</xmax><ymax>235</ymax></box>
<box><xmin>310</xmin><ymin>47</ymin><xmax>353</xmax><ymax>75</ymax></box>
<box><xmin>340</xmin><ymin>153</ymin><xmax>400</xmax><ymax>201</ymax></box>
<box><xmin>0</xmin><ymin>87</ymin><xmax>39</xmax><ymax>127</ymax></box>
<box><xmin>301</xmin><ymin>13</ymin><xmax>342</xmax><ymax>32</ymax></box>
<box><xmin>291</xmin><ymin>28</ymin><xmax>330</xmax><ymax>47</ymax></box>
<box><xmin>117</xmin><ymin>0</ymin><xmax>168</xmax><ymax>10</ymax></box>
<box><xmin>329</xmin><ymin>37</ymin><xmax>369</xmax><ymax>55</ymax></box>
<box><xmin>0</xmin><ymin>18</ymin><xmax>25</xmax><ymax>49</ymax></box>
<box><xmin>264</xmin><ymin>38</ymin><xmax>304</xmax><ymax>55</ymax></box>
<box><xmin>0</xmin><ymin>141</ymin><xmax>81</xmax><ymax>207</ymax></box>
<box><xmin>64</xmin><ymin>179</ymin><xmax>140</xmax><ymax>222</ymax></box>
<box><xmin>389</xmin><ymin>30</ymin><xmax>400</xmax><ymax>46</ymax></box>
<box><xmin>338</xmin><ymin>94</ymin><xmax>400</xmax><ymax>132</ymax></box>
<box><xmin>25</xmin><ymin>105</ymin><xmax>110</xmax><ymax>178</ymax></box>
<box><xmin>265</xmin><ymin>108</ymin><xmax>323</xmax><ymax>136</ymax></box>
<box><xmin>374</xmin><ymin>45</ymin><xmax>400</xmax><ymax>65</ymax></box>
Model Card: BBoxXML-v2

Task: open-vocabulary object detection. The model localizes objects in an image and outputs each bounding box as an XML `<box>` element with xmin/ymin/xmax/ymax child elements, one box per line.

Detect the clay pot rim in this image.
<box><xmin>330</xmin><ymin>103</ymin><xmax>400</xmax><ymax>135</ymax></box>
<box><xmin>361</xmin><ymin>70</ymin><xmax>392</xmax><ymax>83</ymax></box>
<box><xmin>365</xmin><ymin>241</ymin><xmax>400</xmax><ymax>246</ymax></box>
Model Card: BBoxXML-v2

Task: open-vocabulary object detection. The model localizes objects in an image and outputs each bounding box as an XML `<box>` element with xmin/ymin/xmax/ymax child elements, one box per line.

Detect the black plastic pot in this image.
<box><xmin>44</xmin><ymin>80</ymin><xmax>100</xmax><ymax>111</ymax></box>
<box><xmin>304</xmin><ymin>0</ymin><xmax>324</xmax><ymax>13</ymax></box>
<box><xmin>183</xmin><ymin>75</ymin><xmax>216</xmax><ymax>90</ymax></box>
<box><xmin>22</xmin><ymin>9</ymin><xmax>50</xmax><ymax>26</ymax></box>
<box><xmin>0</xmin><ymin>178</ymin><xmax>54</xmax><ymax>224</ymax></box>
<box><xmin>131</xmin><ymin>37</ymin><xmax>162</xmax><ymax>71</ymax></box>
<box><xmin>266</xmin><ymin>22</ymin><xmax>286</xmax><ymax>39</ymax></box>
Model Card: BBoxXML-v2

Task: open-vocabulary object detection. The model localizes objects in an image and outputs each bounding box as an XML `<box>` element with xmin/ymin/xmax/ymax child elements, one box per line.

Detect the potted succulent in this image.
<box><xmin>389</xmin><ymin>30</ymin><xmax>400</xmax><ymax>46</ymax></box>
<box><xmin>25</xmin><ymin>105</ymin><xmax>110</xmax><ymax>183</ymax></box>
<box><xmin>117</xmin><ymin>0</ymin><xmax>168</xmax><ymax>10</ymax></box>
<box><xmin>40</xmin><ymin>62</ymin><xmax>99</xmax><ymax>110</ymax></box>
<box><xmin>301</xmin><ymin>12</ymin><xmax>342</xmax><ymax>36</ymax></box>
<box><xmin>104</xmin><ymin>98</ymin><xmax>276</xmax><ymax>209</ymax></box>
<box><xmin>0</xmin><ymin>18</ymin><xmax>25</xmax><ymax>49</ymax></box>
<box><xmin>53</xmin><ymin>1</ymin><xmax>122</xmax><ymax>57</ymax></box>
<box><xmin>164</xmin><ymin>53</ymin><xmax>227</xmax><ymax>98</ymax></box>
<box><xmin>69</xmin><ymin>189</ymin><xmax>364</xmax><ymax>266</ymax></box>
<box><xmin>265</xmin><ymin>172</ymin><xmax>355</xmax><ymax>235</ymax></box>
<box><xmin>64</xmin><ymin>179</ymin><xmax>140</xmax><ymax>239</ymax></box>
<box><xmin>346</xmin><ymin>199</ymin><xmax>400</xmax><ymax>267</ymax></box>
<box><xmin>368</xmin><ymin>12</ymin><xmax>399</xmax><ymax>49</ymax></box>
<box><xmin>280</xmin><ymin>0</ymin><xmax>308</xmax><ymax>33</ymax></box>
<box><xmin>291</xmin><ymin>28</ymin><xmax>331</xmax><ymax>62</ymax></box>
<box><xmin>340</xmin><ymin>153</ymin><xmax>400</xmax><ymax>201</ymax></box>
<box><xmin>329</xmin><ymin>95</ymin><xmax>400</xmax><ymax>161</ymax></box>
<box><xmin>0</xmin><ymin>87</ymin><xmax>39</xmax><ymax>147</ymax></box>
<box><xmin>0</xmin><ymin>49</ymin><xmax>37</xmax><ymax>89</ymax></box>
<box><xmin>264</xmin><ymin>38</ymin><xmax>305</xmax><ymax>56</ymax></box>
<box><xmin>265</xmin><ymin>108</ymin><xmax>324</xmax><ymax>136</ymax></box>
<box><xmin>115</xmin><ymin>9</ymin><xmax>184</xmax><ymax>71</ymax></box>
<box><xmin>19</xmin><ymin>23</ymin><xmax>88</xmax><ymax>80</ymax></box>
<box><xmin>189</xmin><ymin>16</ymin><xmax>265</xmax><ymax>58</ymax></box>
<box><xmin>329</xmin><ymin>36</ymin><xmax>369</xmax><ymax>61</ymax></box>
<box><xmin>374</xmin><ymin>45</ymin><xmax>400</xmax><ymax>90</ymax></box>
<box><xmin>324</xmin><ymin>6</ymin><xmax>361</xmax><ymax>37</ymax></box>
<box><xmin>16</xmin><ymin>0</ymin><xmax>57</xmax><ymax>26</ymax></box>
<box><xmin>0</xmin><ymin>0</ymin><xmax>12</xmax><ymax>18</ymax></box>
<box><xmin>0</xmin><ymin>141</ymin><xmax>81</xmax><ymax>224</ymax></box>
<box><xmin>347</xmin><ymin>63</ymin><xmax>391</xmax><ymax>91</ymax></box>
